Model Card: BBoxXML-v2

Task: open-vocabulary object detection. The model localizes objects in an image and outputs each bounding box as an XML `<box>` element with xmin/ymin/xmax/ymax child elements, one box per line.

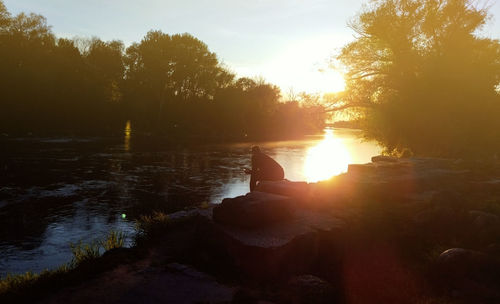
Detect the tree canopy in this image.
<box><xmin>335</xmin><ymin>0</ymin><xmax>500</xmax><ymax>157</ymax></box>
<box><xmin>0</xmin><ymin>1</ymin><xmax>324</xmax><ymax>139</ymax></box>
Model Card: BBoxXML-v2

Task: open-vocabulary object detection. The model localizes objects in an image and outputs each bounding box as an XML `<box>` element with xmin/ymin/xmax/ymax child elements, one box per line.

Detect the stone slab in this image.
<box><xmin>217</xmin><ymin>208</ymin><xmax>344</xmax><ymax>248</ymax></box>
<box><xmin>213</xmin><ymin>191</ymin><xmax>295</xmax><ymax>228</ymax></box>
<box><xmin>255</xmin><ymin>180</ymin><xmax>310</xmax><ymax>201</ymax></box>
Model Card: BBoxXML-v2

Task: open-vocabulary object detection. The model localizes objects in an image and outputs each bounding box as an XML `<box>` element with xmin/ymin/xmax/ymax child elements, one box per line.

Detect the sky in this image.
<box><xmin>4</xmin><ymin>0</ymin><xmax>500</xmax><ymax>94</ymax></box>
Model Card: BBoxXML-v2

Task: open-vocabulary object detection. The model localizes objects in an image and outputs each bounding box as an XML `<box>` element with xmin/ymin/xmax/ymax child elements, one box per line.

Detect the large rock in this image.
<box><xmin>212</xmin><ymin>206</ymin><xmax>345</xmax><ymax>281</ymax></box>
<box><xmin>436</xmin><ymin>248</ymin><xmax>500</xmax><ymax>301</ymax></box>
<box><xmin>469</xmin><ymin>210</ymin><xmax>499</xmax><ymax>229</ymax></box>
<box><xmin>213</xmin><ymin>191</ymin><xmax>295</xmax><ymax>228</ymax></box>
<box><xmin>255</xmin><ymin>180</ymin><xmax>310</xmax><ymax>201</ymax></box>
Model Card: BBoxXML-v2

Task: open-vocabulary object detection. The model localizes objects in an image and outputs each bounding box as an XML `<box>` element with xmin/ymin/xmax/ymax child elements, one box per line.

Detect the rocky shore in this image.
<box><xmin>3</xmin><ymin>156</ymin><xmax>500</xmax><ymax>303</ymax></box>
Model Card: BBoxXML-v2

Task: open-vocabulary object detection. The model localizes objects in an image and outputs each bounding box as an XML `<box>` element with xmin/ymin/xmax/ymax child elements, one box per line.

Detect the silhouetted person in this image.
<box><xmin>244</xmin><ymin>146</ymin><xmax>284</xmax><ymax>191</ymax></box>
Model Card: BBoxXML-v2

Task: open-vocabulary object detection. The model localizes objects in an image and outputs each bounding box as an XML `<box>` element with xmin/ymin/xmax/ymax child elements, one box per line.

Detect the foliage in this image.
<box><xmin>0</xmin><ymin>3</ymin><xmax>125</xmax><ymax>133</ymax></box>
<box><xmin>334</xmin><ymin>0</ymin><xmax>500</xmax><ymax>157</ymax></box>
<box><xmin>0</xmin><ymin>1</ymin><xmax>324</xmax><ymax>138</ymax></box>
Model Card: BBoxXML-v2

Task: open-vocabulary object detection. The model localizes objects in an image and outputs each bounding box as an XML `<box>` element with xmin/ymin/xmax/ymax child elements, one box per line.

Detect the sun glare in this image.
<box><xmin>315</xmin><ymin>69</ymin><xmax>346</xmax><ymax>94</ymax></box>
<box><xmin>304</xmin><ymin>129</ymin><xmax>351</xmax><ymax>182</ymax></box>
<box><xmin>250</xmin><ymin>36</ymin><xmax>347</xmax><ymax>95</ymax></box>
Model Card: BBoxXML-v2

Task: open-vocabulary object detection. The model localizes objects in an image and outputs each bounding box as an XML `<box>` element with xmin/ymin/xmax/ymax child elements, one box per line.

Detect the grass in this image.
<box><xmin>68</xmin><ymin>230</ymin><xmax>126</xmax><ymax>266</ymax></box>
<box><xmin>135</xmin><ymin>211</ymin><xmax>170</xmax><ymax>240</ymax></box>
<box><xmin>0</xmin><ymin>229</ymin><xmax>126</xmax><ymax>300</ymax></box>
<box><xmin>100</xmin><ymin>230</ymin><xmax>126</xmax><ymax>251</ymax></box>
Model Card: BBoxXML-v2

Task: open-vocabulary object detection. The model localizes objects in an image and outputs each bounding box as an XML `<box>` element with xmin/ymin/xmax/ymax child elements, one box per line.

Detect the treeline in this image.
<box><xmin>0</xmin><ymin>1</ymin><xmax>325</xmax><ymax>138</ymax></box>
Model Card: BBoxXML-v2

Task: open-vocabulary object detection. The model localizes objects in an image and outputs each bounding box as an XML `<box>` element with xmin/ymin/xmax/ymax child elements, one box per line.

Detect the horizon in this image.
<box><xmin>4</xmin><ymin>0</ymin><xmax>500</xmax><ymax>95</ymax></box>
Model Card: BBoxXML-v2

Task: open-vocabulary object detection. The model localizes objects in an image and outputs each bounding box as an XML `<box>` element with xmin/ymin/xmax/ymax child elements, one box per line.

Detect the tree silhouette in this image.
<box><xmin>333</xmin><ymin>0</ymin><xmax>500</xmax><ymax>157</ymax></box>
<box><xmin>123</xmin><ymin>31</ymin><xmax>234</xmax><ymax>130</ymax></box>
<box><xmin>0</xmin><ymin>1</ymin><xmax>325</xmax><ymax>139</ymax></box>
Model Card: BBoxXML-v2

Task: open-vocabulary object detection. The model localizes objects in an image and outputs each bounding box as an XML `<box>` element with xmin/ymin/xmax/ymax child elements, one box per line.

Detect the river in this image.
<box><xmin>0</xmin><ymin>128</ymin><xmax>380</xmax><ymax>277</ymax></box>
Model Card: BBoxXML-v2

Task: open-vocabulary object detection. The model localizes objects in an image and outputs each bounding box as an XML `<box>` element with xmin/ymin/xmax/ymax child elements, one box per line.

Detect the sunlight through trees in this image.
<box><xmin>332</xmin><ymin>0</ymin><xmax>500</xmax><ymax>157</ymax></box>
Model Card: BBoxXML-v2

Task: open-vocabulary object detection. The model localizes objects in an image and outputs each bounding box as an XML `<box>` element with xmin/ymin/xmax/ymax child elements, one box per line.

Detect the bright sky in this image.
<box><xmin>4</xmin><ymin>0</ymin><xmax>500</xmax><ymax>94</ymax></box>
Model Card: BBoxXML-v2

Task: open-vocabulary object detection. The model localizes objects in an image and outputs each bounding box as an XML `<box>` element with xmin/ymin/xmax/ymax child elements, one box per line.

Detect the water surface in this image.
<box><xmin>0</xmin><ymin>128</ymin><xmax>380</xmax><ymax>277</ymax></box>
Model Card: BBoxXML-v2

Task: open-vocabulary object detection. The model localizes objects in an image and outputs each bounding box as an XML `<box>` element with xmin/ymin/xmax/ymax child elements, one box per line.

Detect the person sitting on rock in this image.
<box><xmin>244</xmin><ymin>146</ymin><xmax>284</xmax><ymax>191</ymax></box>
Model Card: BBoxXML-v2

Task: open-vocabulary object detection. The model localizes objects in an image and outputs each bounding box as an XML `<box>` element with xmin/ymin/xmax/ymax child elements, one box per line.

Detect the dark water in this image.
<box><xmin>0</xmin><ymin>129</ymin><xmax>380</xmax><ymax>277</ymax></box>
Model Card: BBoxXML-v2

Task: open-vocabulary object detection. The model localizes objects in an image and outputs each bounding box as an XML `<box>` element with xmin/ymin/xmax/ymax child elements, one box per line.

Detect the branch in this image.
<box><xmin>323</xmin><ymin>102</ymin><xmax>374</xmax><ymax>113</ymax></box>
<box><xmin>348</xmin><ymin>71</ymin><xmax>386</xmax><ymax>81</ymax></box>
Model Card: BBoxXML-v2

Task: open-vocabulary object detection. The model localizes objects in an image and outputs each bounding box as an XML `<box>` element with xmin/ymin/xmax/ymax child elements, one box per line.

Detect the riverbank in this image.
<box><xmin>2</xmin><ymin>156</ymin><xmax>499</xmax><ymax>303</ymax></box>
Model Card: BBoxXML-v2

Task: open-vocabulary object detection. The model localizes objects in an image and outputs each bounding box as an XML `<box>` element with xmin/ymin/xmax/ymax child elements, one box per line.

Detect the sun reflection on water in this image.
<box><xmin>304</xmin><ymin>129</ymin><xmax>351</xmax><ymax>182</ymax></box>
<box><xmin>124</xmin><ymin>120</ymin><xmax>131</xmax><ymax>152</ymax></box>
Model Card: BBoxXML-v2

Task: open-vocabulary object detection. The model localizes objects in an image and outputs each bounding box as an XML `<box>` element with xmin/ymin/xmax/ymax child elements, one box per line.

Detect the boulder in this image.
<box><xmin>436</xmin><ymin>248</ymin><xmax>500</xmax><ymax>300</ymax></box>
<box><xmin>212</xmin><ymin>206</ymin><xmax>345</xmax><ymax>280</ymax></box>
<box><xmin>255</xmin><ymin>180</ymin><xmax>310</xmax><ymax>201</ymax></box>
<box><xmin>468</xmin><ymin>210</ymin><xmax>499</xmax><ymax>229</ymax></box>
<box><xmin>213</xmin><ymin>191</ymin><xmax>295</xmax><ymax>228</ymax></box>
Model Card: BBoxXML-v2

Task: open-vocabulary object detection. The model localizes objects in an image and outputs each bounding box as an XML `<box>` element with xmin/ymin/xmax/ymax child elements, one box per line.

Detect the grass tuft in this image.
<box><xmin>0</xmin><ymin>229</ymin><xmax>126</xmax><ymax>299</ymax></box>
<box><xmin>101</xmin><ymin>230</ymin><xmax>126</xmax><ymax>251</ymax></box>
<box><xmin>69</xmin><ymin>240</ymin><xmax>101</xmax><ymax>266</ymax></box>
<box><xmin>135</xmin><ymin>211</ymin><xmax>170</xmax><ymax>240</ymax></box>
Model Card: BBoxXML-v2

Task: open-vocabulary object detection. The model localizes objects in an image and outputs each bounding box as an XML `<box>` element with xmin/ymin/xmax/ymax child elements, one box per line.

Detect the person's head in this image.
<box><xmin>251</xmin><ymin>145</ymin><xmax>260</xmax><ymax>154</ymax></box>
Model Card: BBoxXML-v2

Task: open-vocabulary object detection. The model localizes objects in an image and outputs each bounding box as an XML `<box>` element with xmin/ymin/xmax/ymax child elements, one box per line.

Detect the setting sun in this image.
<box><xmin>311</xmin><ymin>69</ymin><xmax>346</xmax><ymax>93</ymax></box>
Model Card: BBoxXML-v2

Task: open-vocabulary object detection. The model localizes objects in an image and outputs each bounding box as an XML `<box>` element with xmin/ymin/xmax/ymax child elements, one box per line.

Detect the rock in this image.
<box><xmin>437</xmin><ymin>248</ymin><xmax>492</xmax><ymax>272</ymax></box>
<box><xmin>347</xmin><ymin>163</ymin><xmax>376</xmax><ymax>175</ymax></box>
<box><xmin>255</xmin><ymin>180</ymin><xmax>310</xmax><ymax>201</ymax></box>
<box><xmin>287</xmin><ymin>275</ymin><xmax>336</xmax><ymax>304</ymax></box>
<box><xmin>430</xmin><ymin>190</ymin><xmax>466</xmax><ymax>209</ymax></box>
<box><xmin>436</xmin><ymin>248</ymin><xmax>500</xmax><ymax>301</ymax></box>
<box><xmin>371</xmin><ymin>155</ymin><xmax>399</xmax><ymax>163</ymax></box>
<box><xmin>469</xmin><ymin>210</ymin><xmax>499</xmax><ymax>229</ymax></box>
<box><xmin>211</xmin><ymin>207</ymin><xmax>344</xmax><ymax>280</ymax></box>
<box><xmin>212</xmin><ymin>191</ymin><xmax>295</xmax><ymax>228</ymax></box>
<box><xmin>465</xmin><ymin>211</ymin><xmax>500</xmax><ymax>245</ymax></box>
<box><xmin>168</xmin><ymin>207</ymin><xmax>214</xmax><ymax>222</ymax></box>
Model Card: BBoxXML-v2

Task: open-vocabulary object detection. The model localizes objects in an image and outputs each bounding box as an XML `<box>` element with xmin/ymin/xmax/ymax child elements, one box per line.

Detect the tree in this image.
<box><xmin>0</xmin><ymin>0</ymin><xmax>9</xmax><ymax>29</ymax></box>
<box><xmin>84</xmin><ymin>38</ymin><xmax>124</xmax><ymax>104</ymax></box>
<box><xmin>0</xmin><ymin>7</ymin><xmax>58</xmax><ymax>131</ymax></box>
<box><xmin>334</xmin><ymin>0</ymin><xmax>500</xmax><ymax>157</ymax></box>
<box><xmin>123</xmin><ymin>31</ymin><xmax>233</xmax><ymax>131</ymax></box>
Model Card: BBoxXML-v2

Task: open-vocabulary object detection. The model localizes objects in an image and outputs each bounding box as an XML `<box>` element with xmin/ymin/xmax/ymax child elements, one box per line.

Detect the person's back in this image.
<box><xmin>246</xmin><ymin>146</ymin><xmax>284</xmax><ymax>191</ymax></box>
<box><xmin>252</xmin><ymin>152</ymin><xmax>284</xmax><ymax>181</ymax></box>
